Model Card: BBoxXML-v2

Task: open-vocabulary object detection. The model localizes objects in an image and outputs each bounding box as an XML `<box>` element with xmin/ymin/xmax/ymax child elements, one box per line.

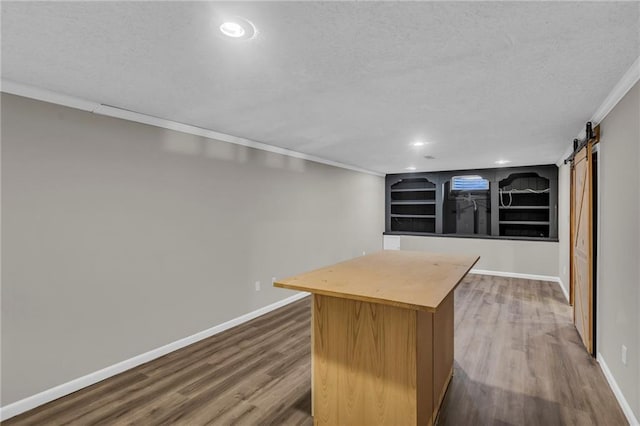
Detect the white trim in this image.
<box><xmin>556</xmin><ymin>277</ymin><xmax>570</xmax><ymax>303</ymax></box>
<box><xmin>597</xmin><ymin>353</ymin><xmax>640</xmax><ymax>426</ymax></box>
<box><xmin>0</xmin><ymin>291</ymin><xmax>310</xmax><ymax>422</ymax></box>
<box><xmin>471</xmin><ymin>269</ymin><xmax>569</xmax><ymax>303</ymax></box>
<box><xmin>594</xmin><ymin>143</ymin><xmax>602</xmax><ymax>371</ymax></box>
<box><xmin>557</xmin><ymin>55</ymin><xmax>640</xmax><ymax>166</ymax></box>
<box><xmin>590</xmin><ymin>56</ymin><xmax>640</xmax><ymax>131</ymax></box>
<box><xmin>0</xmin><ymin>79</ymin><xmax>383</xmax><ymax>177</ymax></box>
<box><xmin>382</xmin><ymin>235</ymin><xmax>401</xmax><ymax>250</ymax></box>
<box><xmin>470</xmin><ymin>268</ymin><xmax>559</xmax><ymax>283</ymax></box>
<box><xmin>1</xmin><ymin>80</ymin><xmax>97</xmax><ymax>112</ymax></box>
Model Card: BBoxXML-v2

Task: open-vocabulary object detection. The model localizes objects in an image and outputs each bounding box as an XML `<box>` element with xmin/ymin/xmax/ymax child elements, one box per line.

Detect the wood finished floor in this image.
<box><xmin>5</xmin><ymin>275</ymin><xmax>627</xmax><ymax>426</ymax></box>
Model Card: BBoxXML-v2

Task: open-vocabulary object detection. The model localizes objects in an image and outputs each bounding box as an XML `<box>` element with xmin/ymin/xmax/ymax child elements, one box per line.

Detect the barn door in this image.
<box><xmin>570</xmin><ymin>142</ymin><xmax>593</xmax><ymax>354</ymax></box>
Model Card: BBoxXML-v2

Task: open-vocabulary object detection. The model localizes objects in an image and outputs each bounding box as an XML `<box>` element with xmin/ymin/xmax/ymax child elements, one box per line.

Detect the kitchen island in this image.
<box><xmin>274</xmin><ymin>250</ymin><xmax>479</xmax><ymax>426</ymax></box>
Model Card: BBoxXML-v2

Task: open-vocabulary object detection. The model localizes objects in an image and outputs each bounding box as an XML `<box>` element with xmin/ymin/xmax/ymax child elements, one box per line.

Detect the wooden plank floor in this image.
<box><xmin>5</xmin><ymin>275</ymin><xmax>627</xmax><ymax>425</ymax></box>
<box><xmin>438</xmin><ymin>275</ymin><xmax>627</xmax><ymax>426</ymax></box>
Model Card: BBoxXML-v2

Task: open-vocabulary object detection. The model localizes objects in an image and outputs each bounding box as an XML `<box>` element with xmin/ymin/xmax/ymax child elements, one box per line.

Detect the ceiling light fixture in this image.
<box><xmin>406</xmin><ymin>166</ymin><xmax>417</xmax><ymax>171</ymax></box>
<box><xmin>216</xmin><ymin>16</ymin><xmax>257</xmax><ymax>40</ymax></box>
<box><xmin>412</xmin><ymin>141</ymin><xmax>426</xmax><ymax>147</ymax></box>
<box><xmin>220</xmin><ymin>21</ymin><xmax>245</xmax><ymax>38</ymax></box>
<box><xmin>495</xmin><ymin>159</ymin><xmax>511</xmax><ymax>165</ymax></box>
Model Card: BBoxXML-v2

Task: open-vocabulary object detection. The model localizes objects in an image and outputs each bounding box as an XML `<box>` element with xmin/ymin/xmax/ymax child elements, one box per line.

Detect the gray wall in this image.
<box><xmin>396</xmin><ymin>235</ymin><xmax>559</xmax><ymax>278</ymax></box>
<box><xmin>0</xmin><ymin>93</ymin><xmax>385</xmax><ymax>405</ymax></box>
<box><xmin>596</xmin><ymin>81</ymin><xmax>639</xmax><ymax>420</ymax></box>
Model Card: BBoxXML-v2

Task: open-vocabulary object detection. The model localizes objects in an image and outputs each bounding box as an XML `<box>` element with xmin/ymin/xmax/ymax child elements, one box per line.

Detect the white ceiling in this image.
<box><xmin>2</xmin><ymin>1</ymin><xmax>639</xmax><ymax>174</ymax></box>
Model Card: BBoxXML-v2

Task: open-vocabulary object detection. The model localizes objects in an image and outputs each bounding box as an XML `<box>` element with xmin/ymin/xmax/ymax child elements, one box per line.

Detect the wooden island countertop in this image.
<box><xmin>274</xmin><ymin>250</ymin><xmax>479</xmax><ymax>312</ymax></box>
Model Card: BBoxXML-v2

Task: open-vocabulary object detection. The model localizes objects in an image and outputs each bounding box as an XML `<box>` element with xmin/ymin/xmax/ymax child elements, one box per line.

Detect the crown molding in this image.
<box><xmin>557</xmin><ymin>55</ymin><xmax>640</xmax><ymax>166</ymax></box>
<box><xmin>1</xmin><ymin>79</ymin><xmax>98</xmax><ymax>112</ymax></box>
<box><xmin>590</xmin><ymin>55</ymin><xmax>640</xmax><ymax>130</ymax></box>
<box><xmin>1</xmin><ymin>79</ymin><xmax>384</xmax><ymax>177</ymax></box>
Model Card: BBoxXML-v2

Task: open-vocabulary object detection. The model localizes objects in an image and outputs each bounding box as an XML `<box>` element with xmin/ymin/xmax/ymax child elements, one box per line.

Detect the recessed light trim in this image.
<box><xmin>216</xmin><ymin>16</ymin><xmax>257</xmax><ymax>41</ymax></box>
<box><xmin>405</xmin><ymin>166</ymin><xmax>417</xmax><ymax>171</ymax></box>
<box><xmin>220</xmin><ymin>22</ymin><xmax>246</xmax><ymax>38</ymax></box>
<box><xmin>495</xmin><ymin>159</ymin><xmax>511</xmax><ymax>165</ymax></box>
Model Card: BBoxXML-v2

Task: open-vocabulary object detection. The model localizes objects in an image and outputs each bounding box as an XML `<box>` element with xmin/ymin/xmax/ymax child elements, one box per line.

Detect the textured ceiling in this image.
<box><xmin>2</xmin><ymin>1</ymin><xmax>639</xmax><ymax>173</ymax></box>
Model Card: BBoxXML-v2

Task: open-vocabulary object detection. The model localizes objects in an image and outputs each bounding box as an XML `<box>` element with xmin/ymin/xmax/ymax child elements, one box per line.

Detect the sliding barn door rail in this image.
<box><xmin>564</xmin><ymin>122</ymin><xmax>601</xmax><ymax>164</ymax></box>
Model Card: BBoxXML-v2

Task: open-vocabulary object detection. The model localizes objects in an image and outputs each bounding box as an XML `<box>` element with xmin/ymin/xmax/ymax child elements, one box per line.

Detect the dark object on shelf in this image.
<box><xmin>385</xmin><ymin>165</ymin><xmax>558</xmax><ymax>241</ymax></box>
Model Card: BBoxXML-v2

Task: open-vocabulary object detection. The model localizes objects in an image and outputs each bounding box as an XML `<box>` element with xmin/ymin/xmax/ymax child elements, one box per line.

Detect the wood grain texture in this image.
<box><xmin>5</xmin><ymin>275</ymin><xmax>627</xmax><ymax>426</ymax></box>
<box><xmin>432</xmin><ymin>291</ymin><xmax>454</xmax><ymax>421</ymax></box>
<box><xmin>275</xmin><ymin>250</ymin><xmax>479</xmax><ymax>312</ymax></box>
<box><xmin>571</xmin><ymin>143</ymin><xmax>593</xmax><ymax>353</ymax></box>
<box><xmin>312</xmin><ymin>294</ymin><xmax>421</xmax><ymax>426</ymax></box>
<box><xmin>439</xmin><ymin>274</ymin><xmax>626</xmax><ymax>426</ymax></box>
<box><xmin>3</xmin><ymin>300</ymin><xmax>314</xmax><ymax>426</ymax></box>
<box><xmin>416</xmin><ymin>310</ymin><xmax>434</xmax><ymax>426</ymax></box>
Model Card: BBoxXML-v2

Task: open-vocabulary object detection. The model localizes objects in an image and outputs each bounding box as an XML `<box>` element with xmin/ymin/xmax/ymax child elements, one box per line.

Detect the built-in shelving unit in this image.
<box><xmin>389</xmin><ymin>177</ymin><xmax>437</xmax><ymax>233</ymax></box>
<box><xmin>498</xmin><ymin>172</ymin><xmax>552</xmax><ymax>238</ymax></box>
<box><xmin>385</xmin><ymin>165</ymin><xmax>558</xmax><ymax>241</ymax></box>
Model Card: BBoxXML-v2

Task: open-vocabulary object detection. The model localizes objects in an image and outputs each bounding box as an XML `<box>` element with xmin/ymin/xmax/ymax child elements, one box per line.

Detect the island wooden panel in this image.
<box><xmin>313</xmin><ymin>294</ymin><xmax>433</xmax><ymax>426</ymax></box>
<box><xmin>275</xmin><ymin>250</ymin><xmax>479</xmax><ymax>312</ymax></box>
<box><xmin>416</xmin><ymin>309</ymin><xmax>435</xmax><ymax>425</ymax></box>
<box><xmin>432</xmin><ymin>292</ymin><xmax>454</xmax><ymax>419</ymax></box>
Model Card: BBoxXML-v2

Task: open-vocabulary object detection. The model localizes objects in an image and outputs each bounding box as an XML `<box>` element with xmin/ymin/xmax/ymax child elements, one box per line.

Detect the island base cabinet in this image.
<box><xmin>312</xmin><ymin>293</ymin><xmax>454</xmax><ymax>426</ymax></box>
<box><xmin>433</xmin><ymin>292</ymin><xmax>455</xmax><ymax>421</ymax></box>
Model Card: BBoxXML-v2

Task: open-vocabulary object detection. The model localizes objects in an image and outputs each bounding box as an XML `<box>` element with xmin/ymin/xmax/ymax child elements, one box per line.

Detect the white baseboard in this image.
<box><xmin>556</xmin><ymin>277</ymin><xmax>570</xmax><ymax>303</ymax></box>
<box><xmin>0</xmin><ymin>291</ymin><xmax>310</xmax><ymax>422</ymax></box>
<box><xmin>597</xmin><ymin>353</ymin><xmax>640</xmax><ymax>426</ymax></box>
<box><xmin>470</xmin><ymin>269</ymin><xmax>569</xmax><ymax>303</ymax></box>
<box><xmin>470</xmin><ymin>268</ymin><xmax>558</xmax><ymax>283</ymax></box>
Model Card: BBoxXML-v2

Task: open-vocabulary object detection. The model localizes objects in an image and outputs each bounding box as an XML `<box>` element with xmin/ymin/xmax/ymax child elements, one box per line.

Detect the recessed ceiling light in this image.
<box><xmin>220</xmin><ymin>22</ymin><xmax>245</xmax><ymax>38</ymax></box>
<box><xmin>216</xmin><ymin>16</ymin><xmax>257</xmax><ymax>40</ymax></box>
<box><xmin>495</xmin><ymin>159</ymin><xmax>511</xmax><ymax>165</ymax></box>
<box><xmin>406</xmin><ymin>166</ymin><xmax>417</xmax><ymax>171</ymax></box>
<box><xmin>412</xmin><ymin>141</ymin><xmax>426</xmax><ymax>147</ymax></box>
